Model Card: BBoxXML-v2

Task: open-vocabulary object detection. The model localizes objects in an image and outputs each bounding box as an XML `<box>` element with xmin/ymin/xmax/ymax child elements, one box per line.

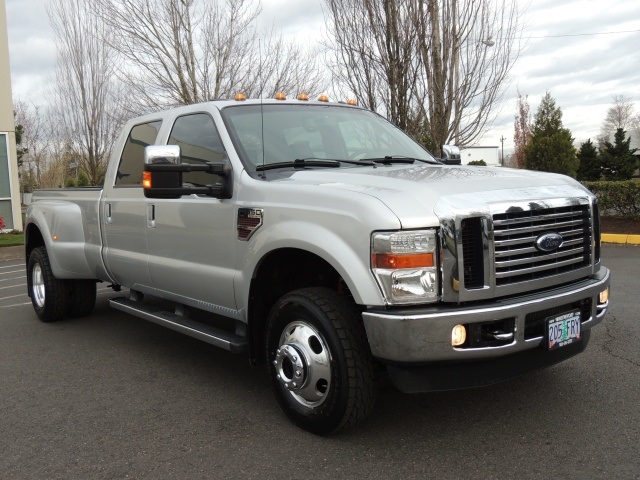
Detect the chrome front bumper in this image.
<box><xmin>362</xmin><ymin>268</ymin><xmax>610</xmax><ymax>363</ymax></box>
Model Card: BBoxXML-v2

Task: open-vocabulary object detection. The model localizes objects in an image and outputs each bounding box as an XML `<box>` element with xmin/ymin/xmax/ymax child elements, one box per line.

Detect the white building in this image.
<box><xmin>0</xmin><ymin>0</ymin><xmax>23</xmax><ymax>231</ymax></box>
<box><xmin>459</xmin><ymin>146</ymin><xmax>501</xmax><ymax>166</ymax></box>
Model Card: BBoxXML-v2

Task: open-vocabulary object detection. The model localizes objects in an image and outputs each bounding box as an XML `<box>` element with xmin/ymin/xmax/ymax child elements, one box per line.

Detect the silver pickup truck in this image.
<box><xmin>25</xmin><ymin>97</ymin><xmax>610</xmax><ymax>434</ymax></box>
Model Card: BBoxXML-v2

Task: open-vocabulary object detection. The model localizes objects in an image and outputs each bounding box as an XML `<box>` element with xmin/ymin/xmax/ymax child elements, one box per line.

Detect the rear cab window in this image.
<box><xmin>115</xmin><ymin>120</ymin><xmax>162</xmax><ymax>186</ymax></box>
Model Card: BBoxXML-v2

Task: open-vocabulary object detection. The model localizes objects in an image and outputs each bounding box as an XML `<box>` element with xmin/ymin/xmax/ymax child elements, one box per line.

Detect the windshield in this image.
<box><xmin>220</xmin><ymin>104</ymin><xmax>436</xmax><ymax>169</ymax></box>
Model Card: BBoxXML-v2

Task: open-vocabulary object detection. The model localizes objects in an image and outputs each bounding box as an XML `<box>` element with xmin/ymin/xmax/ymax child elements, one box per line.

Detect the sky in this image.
<box><xmin>4</xmin><ymin>0</ymin><xmax>640</xmax><ymax>155</ymax></box>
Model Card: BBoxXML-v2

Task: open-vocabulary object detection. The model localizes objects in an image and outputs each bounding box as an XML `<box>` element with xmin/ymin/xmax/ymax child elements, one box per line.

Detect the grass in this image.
<box><xmin>0</xmin><ymin>233</ymin><xmax>24</xmax><ymax>248</ymax></box>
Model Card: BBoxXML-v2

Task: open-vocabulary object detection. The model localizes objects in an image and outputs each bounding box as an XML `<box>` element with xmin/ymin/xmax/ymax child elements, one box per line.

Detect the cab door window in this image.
<box><xmin>168</xmin><ymin>113</ymin><xmax>226</xmax><ymax>186</ymax></box>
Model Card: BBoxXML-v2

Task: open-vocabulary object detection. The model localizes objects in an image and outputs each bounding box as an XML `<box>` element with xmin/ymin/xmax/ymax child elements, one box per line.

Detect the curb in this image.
<box><xmin>601</xmin><ymin>233</ymin><xmax>640</xmax><ymax>245</ymax></box>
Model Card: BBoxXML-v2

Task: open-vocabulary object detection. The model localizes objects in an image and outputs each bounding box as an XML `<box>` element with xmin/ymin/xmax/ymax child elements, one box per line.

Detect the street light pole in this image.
<box><xmin>500</xmin><ymin>135</ymin><xmax>505</xmax><ymax>166</ymax></box>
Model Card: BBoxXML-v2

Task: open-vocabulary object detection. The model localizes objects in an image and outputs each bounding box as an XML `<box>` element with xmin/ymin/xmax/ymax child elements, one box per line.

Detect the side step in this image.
<box><xmin>110</xmin><ymin>297</ymin><xmax>248</xmax><ymax>353</ymax></box>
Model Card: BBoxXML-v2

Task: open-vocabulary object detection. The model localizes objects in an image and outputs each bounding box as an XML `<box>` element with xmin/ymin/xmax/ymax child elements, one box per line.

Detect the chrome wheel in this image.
<box><xmin>31</xmin><ymin>263</ymin><xmax>46</xmax><ymax>308</ymax></box>
<box><xmin>274</xmin><ymin>321</ymin><xmax>332</xmax><ymax>408</ymax></box>
<box><xmin>266</xmin><ymin>288</ymin><xmax>376</xmax><ymax>434</ymax></box>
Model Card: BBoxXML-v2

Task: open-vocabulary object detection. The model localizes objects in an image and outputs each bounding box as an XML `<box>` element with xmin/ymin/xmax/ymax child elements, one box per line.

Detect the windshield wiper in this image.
<box><xmin>256</xmin><ymin>159</ymin><xmax>342</xmax><ymax>171</ymax></box>
<box><xmin>366</xmin><ymin>155</ymin><xmax>441</xmax><ymax>165</ymax></box>
<box><xmin>256</xmin><ymin>157</ymin><xmax>378</xmax><ymax>171</ymax></box>
<box><xmin>367</xmin><ymin>155</ymin><xmax>415</xmax><ymax>165</ymax></box>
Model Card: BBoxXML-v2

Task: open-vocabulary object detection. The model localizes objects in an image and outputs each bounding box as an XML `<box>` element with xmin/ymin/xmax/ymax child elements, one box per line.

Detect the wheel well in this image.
<box><xmin>25</xmin><ymin>224</ymin><xmax>45</xmax><ymax>264</ymax></box>
<box><xmin>248</xmin><ymin>248</ymin><xmax>351</xmax><ymax>364</ymax></box>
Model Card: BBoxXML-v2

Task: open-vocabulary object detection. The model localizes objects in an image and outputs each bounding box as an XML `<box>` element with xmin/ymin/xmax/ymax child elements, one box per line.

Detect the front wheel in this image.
<box><xmin>27</xmin><ymin>246</ymin><xmax>69</xmax><ymax>322</ymax></box>
<box><xmin>265</xmin><ymin>288</ymin><xmax>376</xmax><ymax>434</ymax></box>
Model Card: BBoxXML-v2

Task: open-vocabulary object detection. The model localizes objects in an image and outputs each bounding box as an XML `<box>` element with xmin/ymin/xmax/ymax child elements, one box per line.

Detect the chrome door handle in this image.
<box><xmin>147</xmin><ymin>204</ymin><xmax>156</xmax><ymax>228</ymax></box>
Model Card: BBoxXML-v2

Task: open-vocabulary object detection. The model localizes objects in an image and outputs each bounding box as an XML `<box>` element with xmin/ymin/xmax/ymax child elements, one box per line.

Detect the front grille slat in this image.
<box><xmin>494</xmin><ymin>237</ymin><xmax>584</xmax><ymax>258</ymax></box>
<box><xmin>495</xmin><ymin>256</ymin><xmax>584</xmax><ymax>278</ymax></box>
<box><xmin>493</xmin><ymin>218</ymin><xmax>584</xmax><ymax>236</ymax></box>
<box><xmin>495</xmin><ymin>246</ymin><xmax>586</xmax><ymax>269</ymax></box>
<box><xmin>491</xmin><ymin>204</ymin><xmax>591</xmax><ymax>287</ymax></box>
<box><xmin>493</xmin><ymin>210</ymin><xmax>581</xmax><ymax>227</ymax></box>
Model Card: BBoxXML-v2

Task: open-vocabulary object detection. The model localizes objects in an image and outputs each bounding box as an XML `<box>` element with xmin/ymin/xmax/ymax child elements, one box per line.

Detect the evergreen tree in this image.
<box><xmin>599</xmin><ymin>128</ymin><xmax>638</xmax><ymax>181</ymax></box>
<box><xmin>524</xmin><ymin>93</ymin><xmax>579</xmax><ymax>177</ymax></box>
<box><xmin>76</xmin><ymin>171</ymin><xmax>90</xmax><ymax>187</ymax></box>
<box><xmin>576</xmin><ymin>139</ymin><xmax>601</xmax><ymax>181</ymax></box>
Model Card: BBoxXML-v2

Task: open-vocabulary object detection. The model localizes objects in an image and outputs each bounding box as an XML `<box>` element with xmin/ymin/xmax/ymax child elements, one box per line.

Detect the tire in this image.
<box><xmin>68</xmin><ymin>280</ymin><xmax>97</xmax><ymax>318</ymax></box>
<box><xmin>27</xmin><ymin>246</ymin><xmax>70</xmax><ymax>323</ymax></box>
<box><xmin>265</xmin><ymin>288</ymin><xmax>376</xmax><ymax>435</ymax></box>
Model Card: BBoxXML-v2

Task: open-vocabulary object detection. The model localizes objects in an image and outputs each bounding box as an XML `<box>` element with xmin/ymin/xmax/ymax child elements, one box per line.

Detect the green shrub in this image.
<box><xmin>582</xmin><ymin>180</ymin><xmax>640</xmax><ymax>217</ymax></box>
<box><xmin>467</xmin><ymin>160</ymin><xmax>487</xmax><ymax>166</ymax></box>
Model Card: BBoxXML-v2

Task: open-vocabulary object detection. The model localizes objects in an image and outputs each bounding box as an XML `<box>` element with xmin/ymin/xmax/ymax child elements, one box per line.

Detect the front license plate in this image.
<box><xmin>546</xmin><ymin>310</ymin><xmax>582</xmax><ymax>351</ymax></box>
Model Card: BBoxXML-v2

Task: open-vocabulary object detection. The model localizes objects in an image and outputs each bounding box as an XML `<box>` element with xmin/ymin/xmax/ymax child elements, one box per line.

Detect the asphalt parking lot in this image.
<box><xmin>1</xmin><ymin>245</ymin><xmax>638</xmax><ymax>479</ymax></box>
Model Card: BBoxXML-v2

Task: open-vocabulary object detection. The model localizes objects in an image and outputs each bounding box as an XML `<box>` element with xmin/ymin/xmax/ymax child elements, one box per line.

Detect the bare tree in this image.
<box><xmin>94</xmin><ymin>0</ymin><xmax>324</xmax><ymax>112</ymax></box>
<box><xmin>13</xmin><ymin>99</ymin><xmax>49</xmax><ymax>188</ymax></box>
<box><xmin>48</xmin><ymin>0</ymin><xmax>127</xmax><ymax>185</ymax></box>
<box><xmin>631</xmin><ymin>112</ymin><xmax>640</xmax><ymax>140</ymax></box>
<box><xmin>325</xmin><ymin>0</ymin><xmax>523</xmax><ymax>156</ymax></box>
<box><xmin>417</xmin><ymin>0</ymin><xmax>522</xmax><ymax>154</ymax></box>
<box><xmin>513</xmin><ymin>93</ymin><xmax>531</xmax><ymax>169</ymax></box>
<box><xmin>600</xmin><ymin>95</ymin><xmax>635</xmax><ymax>142</ymax></box>
<box><xmin>324</xmin><ymin>0</ymin><xmax>421</xmax><ymax>133</ymax></box>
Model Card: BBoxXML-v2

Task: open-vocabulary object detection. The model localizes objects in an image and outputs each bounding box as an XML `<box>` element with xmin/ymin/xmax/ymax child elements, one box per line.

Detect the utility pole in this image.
<box><xmin>500</xmin><ymin>135</ymin><xmax>505</xmax><ymax>166</ymax></box>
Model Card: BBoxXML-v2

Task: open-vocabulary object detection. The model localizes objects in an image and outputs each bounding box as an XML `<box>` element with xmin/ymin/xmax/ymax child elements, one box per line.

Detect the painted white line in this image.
<box><xmin>0</xmin><ymin>293</ymin><xmax>28</xmax><ymax>301</ymax></box>
<box><xmin>0</xmin><ymin>302</ymin><xmax>32</xmax><ymax>309</ymax></box>
<box><xmin>0</xmin><ymin>275</ymin><xmax>26</xmax><ymax>283</ymax></box>
<box><xmin>0</xmin><ymin>263</ymin><xmax>23</xmax><ymax>270</ymax></box>
<box><xmin>0</xmin><ymin>283</ymin><xmax>26</xmax><ymax>290</ymax></box>
<box><xmin>0</xmin><ymin>269</ymin><xmax>25</xmax><ymax>275</ymax></box>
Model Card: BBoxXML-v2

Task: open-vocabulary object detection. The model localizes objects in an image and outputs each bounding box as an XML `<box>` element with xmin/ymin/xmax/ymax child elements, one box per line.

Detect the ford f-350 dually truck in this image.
<box><xmin>25</xmin><ymin>96</ymin><xmax>610</xmax><ymax>434</ymax></box>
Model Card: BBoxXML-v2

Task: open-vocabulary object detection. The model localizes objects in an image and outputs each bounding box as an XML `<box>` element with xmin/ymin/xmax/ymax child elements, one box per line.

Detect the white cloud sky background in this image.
<box><xmin>5</xmin><ymin>0</ymin><xmax>640</xmax><ymax>154</ymax></box>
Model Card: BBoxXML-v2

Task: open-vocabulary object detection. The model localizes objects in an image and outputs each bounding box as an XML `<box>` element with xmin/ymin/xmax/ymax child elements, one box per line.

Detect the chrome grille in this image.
<box><xmin>493</xmin><ymin>205</ymin><xmax>591</xmax><ymax>286</ymax></box>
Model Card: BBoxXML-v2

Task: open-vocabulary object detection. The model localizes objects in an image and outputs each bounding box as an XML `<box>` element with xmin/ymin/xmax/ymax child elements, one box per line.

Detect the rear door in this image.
<box><xmin>102</xmin><ymin>120</ymin><xmax>162</xmax><ymax>291</ymax></box>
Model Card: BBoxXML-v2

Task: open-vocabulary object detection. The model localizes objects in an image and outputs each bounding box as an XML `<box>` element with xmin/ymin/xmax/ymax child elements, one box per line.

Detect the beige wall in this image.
<box><xmin>0</xmin><ymin>0</ymin><xmax>23</xmax><ymax>231</ymax></box>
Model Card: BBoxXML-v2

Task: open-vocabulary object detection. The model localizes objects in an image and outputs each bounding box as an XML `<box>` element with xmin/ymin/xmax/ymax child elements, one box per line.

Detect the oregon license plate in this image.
<box><xmin>546</xmin><ymin>310</ymin><xmax>582</xmax><ymax>351</ymax></box>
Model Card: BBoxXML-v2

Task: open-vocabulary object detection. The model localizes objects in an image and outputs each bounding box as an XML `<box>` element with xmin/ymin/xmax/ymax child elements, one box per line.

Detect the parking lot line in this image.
<box><xmin>0</xmin><ymin>283</ymin><xmax>26</xmax><ymax>290</ymax></box>
<box><xmin>0</xmin><ymin>275</ymin><xmax>26</xmax><ymax>282</ymax></box>
<box><xmin>0</xmin><ymin>263</ymin><xmax>24</xmax><ymax>270</ymax></box>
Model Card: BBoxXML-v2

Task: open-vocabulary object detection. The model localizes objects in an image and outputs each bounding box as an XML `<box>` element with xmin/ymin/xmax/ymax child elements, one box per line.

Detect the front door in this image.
<box><xmin>146</xmin><ymin>113</ymin><xmax>237</xmax><ymax>316</ymax></box>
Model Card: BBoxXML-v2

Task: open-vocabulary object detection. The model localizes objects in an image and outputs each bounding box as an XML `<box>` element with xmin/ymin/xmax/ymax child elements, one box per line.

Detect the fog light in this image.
<box><xmin>452</xmin><ymin>324</ymin><xmax>467</xmax><ymax>347</ymax></box>
<box><xmin>599</xmin><ymin>287</ymin><xmax>609</xmax><ymax>304</ymax></box>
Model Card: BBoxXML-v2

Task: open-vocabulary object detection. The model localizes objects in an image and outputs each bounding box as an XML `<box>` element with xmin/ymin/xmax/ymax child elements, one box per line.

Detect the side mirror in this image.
<box><xmin>143</xmin><ymin>146</ymin><xmax>183</xmax><ymax>199</ymax></box>
<box><xmin>145</xmin><ymin>145</ymin><xmax>182</xmax><ymax>166</ymax></box>
<box><xmin>440</xmin><ymin>144</ymin><xmax>462</xmax><ymax>165</ymax></box>
<box><xmin>143</xmin><ymin>145</ymin><xmax>233</xmax><ymax>199</ymax></box>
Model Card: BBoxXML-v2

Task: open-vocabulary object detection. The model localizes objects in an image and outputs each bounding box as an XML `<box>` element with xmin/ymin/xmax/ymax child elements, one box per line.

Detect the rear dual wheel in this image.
<box><xmin>28</xmin><ymin>246</ymin><xmax>96</xmax><ymax>322</ymax></box>
<box><xmin>265</xmin><ymin>288</ymin><xmax>376</xmax><ymax>435</ymax></box>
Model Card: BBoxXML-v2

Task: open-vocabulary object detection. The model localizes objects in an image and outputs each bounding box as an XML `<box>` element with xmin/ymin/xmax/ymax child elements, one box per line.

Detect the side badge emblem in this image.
<box><xmin>238</xmin><ymin>208</ymin><xmax>263</xmax><ymax>241</ymax></box>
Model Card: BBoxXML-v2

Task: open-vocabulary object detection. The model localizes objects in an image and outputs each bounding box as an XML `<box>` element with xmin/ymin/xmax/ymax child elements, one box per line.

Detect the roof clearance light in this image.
<box><xmin>347</xmin><ymin>99</ymin><xmax>357</xmax><ymax>106</ymax></box>
<box><xmin>275</xmin><ymin>92</ymin><xmax>287</xmax><ymax>100</ymax></box>
<box><xmin>318</xmin><ymin>95</ymin><xmax>329</xmax><ymax>102</ymax></box>
<box><xmin>142</xmin><ymin>171</ymin><xmax>152</xmax><ymax>189</ymax></box>
<box><xmin>297</xmin><ymin>93</ymin><xmax>309</xmax><ymax>101</ymax></box>
<box><xmin>234</xmin><ymin>93</ymin><xmax>246</xmax><ymax>101</ymax></box>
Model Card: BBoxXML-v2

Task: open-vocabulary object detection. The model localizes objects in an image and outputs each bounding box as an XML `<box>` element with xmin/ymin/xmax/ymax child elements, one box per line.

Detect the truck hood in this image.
<box><xmin>284</xmin><ymin>164</ymin><xmax>592</xmax><ymax>228</ymax></box>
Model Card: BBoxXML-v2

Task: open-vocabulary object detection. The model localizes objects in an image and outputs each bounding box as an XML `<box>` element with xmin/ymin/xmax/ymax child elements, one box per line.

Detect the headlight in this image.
<box><xmin>371</xmin><ymin>230</ymin><xmax>439</xmax><ymax>305</ymax></box>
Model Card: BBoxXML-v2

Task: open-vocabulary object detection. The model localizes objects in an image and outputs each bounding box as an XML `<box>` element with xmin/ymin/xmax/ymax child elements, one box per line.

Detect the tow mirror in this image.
<box><xmin>143</xmin><ymin>145</ymin><xmax>233</xmax><ymax>199</ymax></box>
<box><xmin>440</xmin><ymin>145</ymin><xmax>462</xmax><ymax>165</ymax></box>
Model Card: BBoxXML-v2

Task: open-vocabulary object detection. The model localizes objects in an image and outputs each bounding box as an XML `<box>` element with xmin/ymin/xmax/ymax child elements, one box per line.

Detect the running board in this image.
<box><xmin>110</xmin><ymin>297</ymin><xmax>248</xmax><ymax>353</ymax></box>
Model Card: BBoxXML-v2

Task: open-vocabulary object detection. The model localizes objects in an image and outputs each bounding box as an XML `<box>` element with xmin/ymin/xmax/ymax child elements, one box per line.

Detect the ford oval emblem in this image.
<box><xmin>535</xmin><ymin>233</ymin><xmax>563</xmax><ymax>252</ymax></box>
